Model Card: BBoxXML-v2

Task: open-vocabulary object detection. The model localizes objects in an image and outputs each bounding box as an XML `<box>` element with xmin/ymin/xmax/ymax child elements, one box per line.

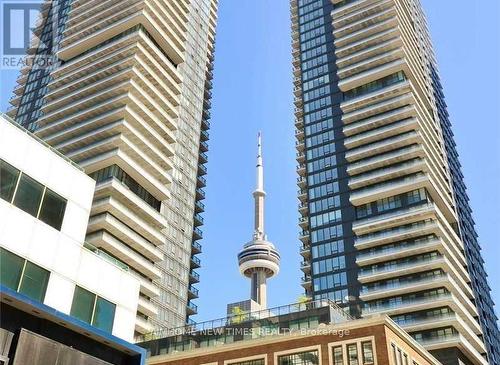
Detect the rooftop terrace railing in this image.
<box><xmin>137</xmin><ymin>299</ymin><xmax>351</xmax><ymax>343</ymax></box>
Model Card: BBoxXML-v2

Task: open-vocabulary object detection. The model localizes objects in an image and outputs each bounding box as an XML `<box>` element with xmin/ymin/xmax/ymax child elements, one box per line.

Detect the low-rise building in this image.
<box><xmin>0</xmin><ymin>113</ymin><xmax>145</xmax><ymax>364</ymax></box>
<box><xmin>138</xmin><ymin>300</ymin><xmax>440</xmax><ymax>365</ymax></box>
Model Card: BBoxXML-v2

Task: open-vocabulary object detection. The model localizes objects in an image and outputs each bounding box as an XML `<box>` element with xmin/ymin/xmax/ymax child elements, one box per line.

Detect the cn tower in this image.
<box><xmin>237</xmin><ymin>133</ymin><xmax>280</xmax><ymax>309</ymax></box>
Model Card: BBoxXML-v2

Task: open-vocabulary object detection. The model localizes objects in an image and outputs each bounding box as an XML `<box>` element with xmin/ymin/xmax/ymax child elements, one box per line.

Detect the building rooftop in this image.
<box><xmin>137</xmin><ymin>299</ymin><xmax>352</xmax><ymax>356</ymax></box>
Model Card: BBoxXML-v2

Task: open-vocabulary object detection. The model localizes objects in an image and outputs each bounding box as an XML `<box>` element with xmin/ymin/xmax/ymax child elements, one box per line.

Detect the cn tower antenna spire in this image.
<box><xmin>253</xmin><ymin>132</ymin><xmax>266</xmax><ymax>240</ymax></box>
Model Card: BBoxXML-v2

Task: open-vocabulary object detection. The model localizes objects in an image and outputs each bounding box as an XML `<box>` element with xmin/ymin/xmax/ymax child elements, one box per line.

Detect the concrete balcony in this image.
<box><xmin>86</xmin><ymin>230</ymin><xmax>161</xmax><ymax>280</ymax></box>
<box><xmin>333</xmin><ymin>5</ymin><xmax>396</xmax><ymax>39</ymax></box>
<box><xmin>297</xmin><ymin>176</ymin><xmax>307</xmax><ymax>188</ymax></box>
<box><xmin>189</xmin><ymin>270</ymin><xmax>200</xmax><ymax>284</ymax></box>
<box><xmin>301</xmin><ymin>275</ymin><xmax>312</xmax><ymax>290</ymax></box>
<box><xmin>419</xmin><ymin>331</ymin><xmax>486</xmax><ymax>365</ymax></box>
<box><xmin>345</xmin><ymin>130</ymin><xmax>420</xmax><ymax>162</ymax></box>
<box><xmin>334</xmin><ymin>16</ymin><xmax>398</xmax><ymax>50</ymax></box>
<box><xmin>190</xmin><ymin>255</ymin><xmax>201</xmax><ymax>269</ymax></box>
<box><xmin>129</xmin><ymin>271</ymin><xmax>160</xmax><ymax>298</ymax></box>
<box><xmin>337</xmin><ymin>36</ymin><xmax>402</xmax><ymax>71</ymax></box>
<box><xmin>343</xmin><ymin>104</ymin><xmax>415</xmax><ymax>137</ymax></box>
<box><xmin>191</xmin><ymin>241</ymin><xmax>202</xmax><ymax>254</ymax></box>
<box><xmin>195</xmin><ymin>200</ymin><xmax>205</xmax><ymax>213</ymax></box>
<box><xmin>341</xmin><ymin>80</ymin><xmax>411</xmax><ymax>115</ymax></box>
<box><xmin>90</xmin><ymin>194</ymin><xmax>167</xmax><ymax>246</ymax></box>
<box><xmin>138</xmin><ymin>296</ymin><xmax>158</xmax><ymax>317</ymax></box>
<box><xmin>298</xmin><ymin>202</ymin><xmax>308</xmax><ymax>215</ymax></box>
<box><xmin>356</xmin><ymin>237</ymin><xmax>441</xmax><ymax>266</ymax></box>
<box><xmin>193</xmin><ymin>227</ymin><xmax>203</xmax><ymax>240</ymax></box>
<box><xmin>296</xmin><ymin>151</ymin><xmax>306</xmax><ymax>163</ymax></box>
<box><xmin>344</xmin><ymin>117</ymin><xmax>417</xmax><ymax>150</ymax></box>
<box><xmin>353</xmin><ymin>203</ymin><xmax>436</xmax><ymax>236</ymax></box>
<box><xmin>348</xmin><ymin>158</ymin><xmax>426</xmax><ymax>190</ymax></box>
<box><xmin>94</xmin><ymin>178</ymin><xmax>168</xmax><ymax>230</ymax></box>
<box><xmin>188</xmin><ymin>285</ymin><xmax>199</xmax><ymax>300</ymax></box>
<box><xmin>193</xmin><ymin>213</ymin><xmax>204</xmax><ymax>227</ymax></box>
<box><xmin>358</xmin><ymin>255</ymin><xmax>446</xmax><ymax>283</ymax></box>
<box><xmin>360</xmin><ymin>274</ymin><xmax>449</xmax><ymax>301</ymax></box>
<box><xmin>135</xmin><ymin>315</ymin><xmax>154</xmax><ymax>335</ymax></box>
<box><xmin>354</xmin><ymin>220</ymin><xmax>439</xmax><ymax>250</ymax></box>
<box><xmin>299</xmin><ymin>230</ymin><xmax>310</xmax><ymax>244</ymax></box>
<box><xmin>87</xmin><ymin>212</ymin><xmax>163</xmax><ymax>261</ymax></box>
<box><xmin>300</xmin><ymin>261</ymin><xmax>311</xmax><ymax>274</ymax></box>
<box><xmin>297</xmin><ymin>163</ymin><xmax>306</xmax><ymax>176</ymax></box>
<box><xmin>300</xmin><ymin>244</ymin><xmax>311</xmax><ymax>258</ymax></box>
<box><xmin>347</xmin><ymin>144</ymin><xmax>424</xmax><ymax>176</ymax></box>
<box><xmin>295</xmin><ymin>128</ymin><xmax>305</xmax><ymax>140</ymax></box>
<box><xmin>187</xmin><ymin>301</ymin><xmax>198</xmax><ymax>315</ymax></box>
<box><xmin>298</xmin><ymin>188</ymin><xmax>308</xmax><ymax>202</ymax></box>
<box><xmin>298</xmin><ymin>216</ymin><xmax>309</xmax><ymax>229</ymax></box>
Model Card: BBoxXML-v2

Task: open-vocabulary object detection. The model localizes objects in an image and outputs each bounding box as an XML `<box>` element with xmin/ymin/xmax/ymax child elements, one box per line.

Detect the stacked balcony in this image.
<box><xmin>333</xmin><ymin>1</ymin><xmax>485</xmax><ymax>362</ymax></box>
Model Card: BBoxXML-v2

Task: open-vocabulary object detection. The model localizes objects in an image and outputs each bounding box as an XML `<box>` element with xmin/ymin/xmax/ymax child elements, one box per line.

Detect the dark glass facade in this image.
<box><xmin>295</xmin><ymin>0</ymin><xmax>360</xmax><ymax>316</ymax></box>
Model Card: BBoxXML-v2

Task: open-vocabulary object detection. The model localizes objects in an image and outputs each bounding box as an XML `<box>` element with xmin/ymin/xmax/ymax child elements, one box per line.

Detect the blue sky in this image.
<box><xmin>1</xmin><ymin>0</ymin><xmax>499</xmax><ymax>324</ymax></box>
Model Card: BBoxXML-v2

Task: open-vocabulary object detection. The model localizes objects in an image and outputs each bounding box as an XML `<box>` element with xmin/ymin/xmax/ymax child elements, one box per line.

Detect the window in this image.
<box><xmin>356</xmin><ymin>203</ymin><xmax>372</xmax><ymax>219</ymax></box>
<box><xmin>347</xmin><ymin>344</ymin><xmax>359</xmax><ymax>365</ymax></box>
<box><xmin>333</xmin><ymin>346</ymin><xmax>343</xmax><ymax>365</ymax></box>
<box><xmin>0</xmin><ymin>160</ymin><xmax>20</xmax><ymax>202</ymax></box>
<box><xmin>343</xmin><ymin>71</ymin><xmax>406</xmax><ymax>101</ymax></box>
<box><xmin>0</xmin><ymin>160</ymin><xmax>67</xmax><ymax>230</ymax></box>
<box><xmin>38</xmin><ymin>189</ymin><xmax>67</xmax><ymax>230</ymax></box>
<box><xmin>0</xmin><ymin>248</ymin><xmax>24</xmax><ymax>290</ymax></box>
<box><xmin>278</xmin><ymin>350</ymin><xmax>319</xmax><ymax>365</ymax></box>
<box><xmin>0</xmin><ymin>248</ymin><xmax>50</xmax><ymax>302</ymax></box>
<box><xmin>229</xmin><ymin>360</ymin><xmax>265</xmax><ymax>365</ymax></box>
<box><xmin>71</xmin><ymin>286</ymin><xmax>116</xmax><ymax>333</ymax></box>
<box><xmin>362</xmin><ymin>342</ymin><xmax>374</xmax><ymax>364</ymax></box>
<box><xmin>407</xmin><ymin>188</ymin><xmax>426</xmax><ymax>204</ymax></box>
<box><xmin>377</xmin><ymin>196</ymin><xmax>402</xmax><ymax>212</ymax></box>
<box><xmin>13</xmin><ymin>173</ymin><xmax>44</xmax><ymax>217</ymax></box>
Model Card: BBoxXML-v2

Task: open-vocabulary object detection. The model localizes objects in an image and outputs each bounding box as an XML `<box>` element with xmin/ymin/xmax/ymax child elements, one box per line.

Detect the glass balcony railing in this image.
<box><xmin>349</xmin><ymin>158</ymin><xmax>424</xmax><ymax>185</ymax></box>
<box><xmin>192</xmin><ymin>241</ymin><xmax>202</xmax><ymax>253</ymax></box>
<box><xmin>188</xmin><ymin>285</ymin><xmax>199</xmax><ymax>297</ymax></box>
<box><xmin>198</xmin><ymin>164</ymin><xmax>207</xmax><ymax>175</ymax></box>
<box><xmin>200</xmin><ymin>140</ymin><xmax>208</xmax><ymax>151</ymax></box>
<box><xmin>187</xmin><ymin>301</ymin><xmax>198</xmax><ymax>312</ymax></box>
<box><xmin>189</xmin><ymin>270</ymin><xmax>200</xmax><ymax>281</ymax></box>
<box><xmin>196</xmin><ymin>188</ymin><xmax>206</xmax><ymax>199</ymax></box>
<box><xmin>359</xmin><ymin>255</ymin><xmax>443</xmax><ymax>277</ymax></box>
<box><xmin>355</xmin><ymin>220</ymin><xmax>436</xmax><ymax>245</ymax></box>
<box><xmin>360</xmin><ymin>274</ymin><xmax>446</xmax><ymax>295</ymax></box>
<box><xmin>191</xmin><ymin>255</ymin><xmax>201</xmax><ymax>267</ymax></box>
<box><xmin>356</xmin><ymin>237</ymin><xmax>439</xmax><ymax>261</ymax></box>
<box><xmin>195</xmin><ymin>200</ymin><xmax>205</xmax><ymax>212</ymax></box>
<box><xmin>351</xmin><ymin>173</ymin><xmax>427</xmax><ymax>200</ymax></box>
<box><xmin>393</xmin><ymin>313</ymin><xmax>455</xmax><ymax>328</ymax></box>
<box><xmin>194</xmin><ymin>213</ymin><xmax>204</xmax><ymax>224</ymax></box>
<box><xmin>362</xmin><ymin>293</ymin><xmax>452</xmax><ymax>314</ymax></box>
<box><xmin>83</xmin><ymin>242</ymin><xmax>129</xmax><ymax>271</ymax></box>
<box><xmin>193</xmin><ymin>227</ymin><xmax>203</xmax><ymax>239</ymax></box>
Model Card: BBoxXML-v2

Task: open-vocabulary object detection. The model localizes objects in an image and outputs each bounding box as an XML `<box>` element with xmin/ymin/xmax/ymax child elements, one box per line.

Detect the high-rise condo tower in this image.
<box><xmin>291</xmin><ymin>0</ymin><xmax>500</xmax><ymax>364</ymax></box>
<box><xmin>7</xmin><ymin>0</ymin><xmax>218</xmax><ymax>337</ymax></box>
